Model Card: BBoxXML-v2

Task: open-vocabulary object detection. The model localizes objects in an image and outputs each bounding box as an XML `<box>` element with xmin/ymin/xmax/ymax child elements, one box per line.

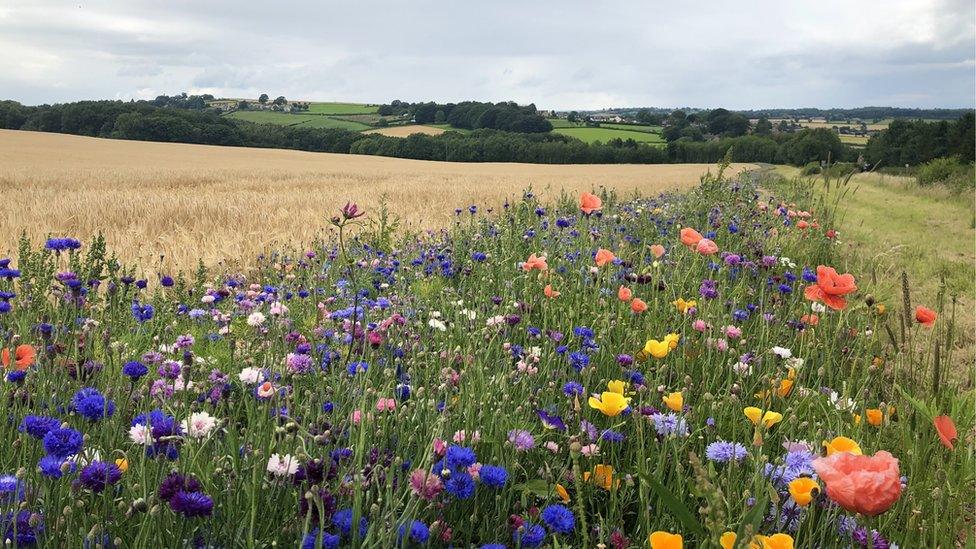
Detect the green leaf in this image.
<box><xmin>639</xmin><ymin>473</ymin><xmax>707</xmax><ymax>539</ymax></box>
<box><xmin>513</xmin><ymin>479</ymin><xmax>552</xmax><ymax>498</ymax></box>
<box><xmin>733</xmin><ymin>491</ymin><xmax>769</xmax><ymax>548</ymax></box>
<box><xmin>895</xmin><ymin>383</ymin><xmax>933</xmax><ymax>421</ymax></box>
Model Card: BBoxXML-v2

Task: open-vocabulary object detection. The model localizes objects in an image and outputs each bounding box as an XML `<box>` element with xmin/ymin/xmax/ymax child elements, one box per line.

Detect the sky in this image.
<box><xmin>1</xmin><ymin>1</ymin><xmax>974</xmax><ymax>110</ymax></box>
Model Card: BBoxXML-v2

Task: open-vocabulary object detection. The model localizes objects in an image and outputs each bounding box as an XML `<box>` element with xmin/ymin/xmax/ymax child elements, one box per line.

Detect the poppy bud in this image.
<box><xmin>864</xmin><ymin>294</ymin><xmax>876</xmax><ymax>306</ymax></box>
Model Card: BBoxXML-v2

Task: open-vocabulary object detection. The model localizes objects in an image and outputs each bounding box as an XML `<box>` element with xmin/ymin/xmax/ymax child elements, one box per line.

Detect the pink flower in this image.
<box><xmin>467</xmin><ymin>463</ymin><xmax>482</xmax><ymax>480</ymax></box>
<box><xmin>409</xmin><ymin>469</ymin><xmax>444</xmax><ymax>500</ymax></box>
<box><xmin>433</xmin><ymin>438</ymin><xmax>448</xmax><ymax>456</ymax></box>
<box><xmin>692</xmin><ymin>319</ymin><xmax>710</xmax><ymax>332</ymax></box>
<box><xmin>723</xmin><ymin>325</ymin><xmax>742</xmax><ymax>339</ymax></box>
<box><xmin>580</xmin><ymin>444</ymin><xmax>600</xmax><ymax>457</ymax></box>
<box><xmin>812</xmin><ymin>450</ymin><xmax>902</xmax><ymax>516</ymax></box>
<box><xmin>375</xmin><ymin>398</ymin><xmax>396</xmax><ymax>412</ymax></box>
<box><xmin>351</xmin><ymin>410</ymin><xmax>363</xmax><ymax>425</ymax></box>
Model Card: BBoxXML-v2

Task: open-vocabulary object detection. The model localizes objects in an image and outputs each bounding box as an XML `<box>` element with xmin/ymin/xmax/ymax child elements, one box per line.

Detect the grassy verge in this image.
<box><xmin>770</xmin><ymin>165</ymin><xmax>975</xmax><ymax>376</ymax></box>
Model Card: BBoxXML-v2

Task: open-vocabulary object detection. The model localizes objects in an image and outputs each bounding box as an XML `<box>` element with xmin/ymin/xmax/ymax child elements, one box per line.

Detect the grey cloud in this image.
<box><xmin>0</xmin><ymin>0</ymin><xmax>972</xmax><ymax>109</ymax></box>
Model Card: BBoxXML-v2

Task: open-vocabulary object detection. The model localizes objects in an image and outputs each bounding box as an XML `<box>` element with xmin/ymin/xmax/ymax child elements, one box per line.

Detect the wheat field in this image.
<box><xmin>0</xmin><ymin>129</ymin><xmax>754</xmax><ymax>270</ymax></box>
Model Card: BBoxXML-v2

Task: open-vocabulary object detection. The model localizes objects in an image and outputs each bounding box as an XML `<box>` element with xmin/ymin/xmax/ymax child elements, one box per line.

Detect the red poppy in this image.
<box><xmin>1</xmin><ymin>345</ymin><xmax>36</xmax><ymax>371</ymax></box>
<box><xmin>594</xmin><ymin>249</ymin><xmax>616</xmax><ymax>267</ymax></box>
<box><xmin>934</xmin><ymin>415</ymin><xmax>957</xmax><ymax>449</ymax></box>
<box><xmin>803</xmin><ymin>265</ymin><xmax>857</xmax><ymax>310</ymax></box>
<box><xmin>915</xmin><ymin>306</ymin><xmax>937</xmax><ymax>328</ymax></box>
<box><xmin>630</xmin><ymin>298</ymin><xmax>647</xmax><ymax>314</ymax></box>
<box><xmin>680</xmin><ymin>227</ymin><xmax>703</xmax><ymax>248</ymax></box>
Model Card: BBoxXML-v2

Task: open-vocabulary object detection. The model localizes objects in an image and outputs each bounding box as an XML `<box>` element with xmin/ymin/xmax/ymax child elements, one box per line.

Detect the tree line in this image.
<box><xmin>864</xmin><ymin>114</ymin><xmax>975</xmax><ymax>166</ymax></box>
<box><xmin>0</xmin><ymin>99</ymin><xmax>971</xmax><ymax>167</ymax></box>
<box><xmin>377</xmin><ymin>100</ymin><xmax>552</xmax><ymax>133</ymax></box>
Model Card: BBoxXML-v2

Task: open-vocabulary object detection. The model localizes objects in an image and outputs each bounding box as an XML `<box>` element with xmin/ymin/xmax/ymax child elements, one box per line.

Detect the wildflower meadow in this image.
<box><xmin>0</xmin><ymin>163</ymin><xmax>970</xmax><ymax>548</ymax></box>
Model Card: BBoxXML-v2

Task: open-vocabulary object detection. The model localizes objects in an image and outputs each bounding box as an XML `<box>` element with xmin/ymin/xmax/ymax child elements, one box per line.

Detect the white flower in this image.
<box><xmin>269</xmin><ymin>302</ymin><xmax>289</xmax><ymax>316</ymax></box>
<box><xmin>829</xmin><ymin>390</ymin><xmax>857</xmax><ymax>411</ymax></box>
<box><xmin>811</xmin><ymin>302</ymin><xmax>826</xmax><ymax>313</ymax></box>
<box><xmin>266</xmin><ymin>453</ymin><xmax>299</xmax><ymax>477</ymax></box>
<box><xmin>486</xmin><ymin>315</ymin><xmax>505</xmax><ymax>327</ymax></box>
<box><xmin>238</xmin><ymin>367</ymin><xmax>264</xmax><ymax>384</ymax></box>
<box><xmin>459</xmin><ymin>309</ymin><xmax>477</xmax><ymax>320</ymax></box>
<box><xmin>428</xmin><ymin>318</ymin><xmax>447</xmax><ymax>331</ymax></box>
<box><xmin>733</xmin><ymin>361</ymin><xmax>753</xmax><ymax>376</ymax></box>
<box><xmin>201</xmin><ymin>295</ymin><xmax>215</xmax><ymax>304</ymax></box>
<box><xmin>779</xmin><ymin>257</ymin><xmax>796</xmax><ymax>268</ymax></box>
<box><xmin>429</xmin><ymin>311</ymin><xmax>442</xmax><ymax>319</ymax></box>
<box><xmin>771</xmin><ymin>346</ymin><xmax>792</xmax><ymax>359</ymax></box>
<box><xmin>182</xmin><ymin>411</ymin><xmax>218</xmax><ymax>439</ymax></box>
<box><xmin>129</xmin><ymin>424</ymin><xmax>152</xmax><ymax>445</ymax></box>
<box><xmin>786</xmin><ymin>357</ymin><xmax>805</xmax><ymax>369</ymax></box>
<box><xmin>247</xmin><ymin>312</ymin><xmax>266</xmax><ymax>327</ymax></box>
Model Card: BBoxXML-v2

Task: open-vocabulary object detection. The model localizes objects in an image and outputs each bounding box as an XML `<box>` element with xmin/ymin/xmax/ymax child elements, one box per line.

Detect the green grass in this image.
<box><xmin>224</xmin><ymin>111</ymin><xmax>372</xmax><ymax>131</ymax></box>
<box><xmin>772</xmin><ymin>165</ymin><xmax>976</xmax><ymax>372</ymax></box>
<box><xmin>553</xmin><ymin>126</ymin><xmax>666</xmax><ymax>145</ymax></box>
<box><xmin>547</xmin><ymin>118</ymin><xmax>577</xmax><ymax>128</ymax></box>
<box><xmin>306</xmin><ymin>102</ymin><xmax>379</xmax><ymax>115</ymax></box>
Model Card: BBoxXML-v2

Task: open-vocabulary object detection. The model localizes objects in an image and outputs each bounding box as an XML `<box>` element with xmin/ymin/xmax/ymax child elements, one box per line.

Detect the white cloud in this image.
<box><xmin>0</xmin><ymin>0</ymin><xmax>972</xmax><ymax>108</ymax></box>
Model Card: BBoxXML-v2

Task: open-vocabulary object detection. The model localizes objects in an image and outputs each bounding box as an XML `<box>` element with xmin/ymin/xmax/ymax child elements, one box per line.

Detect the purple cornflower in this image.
<box><xmin>507</xmin><ymin>430</ymin><xmax>535</xmax><ymax>451</ymax></box>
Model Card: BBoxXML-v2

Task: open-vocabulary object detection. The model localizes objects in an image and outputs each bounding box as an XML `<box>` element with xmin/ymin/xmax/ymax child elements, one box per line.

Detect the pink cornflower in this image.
<box><xmin>580</xmin><ymin>444</ymin><xmax>601</xmax><ymax>457</ymax></box>
<box><xmin>508</xmin><ymin>430</ymin><xmax>535</xmax><ymax>451</ymax></box>
<box><xmin>409</xmin><ymin>469</ymin><xmax>444</xmax><ymax>500</ymax></box>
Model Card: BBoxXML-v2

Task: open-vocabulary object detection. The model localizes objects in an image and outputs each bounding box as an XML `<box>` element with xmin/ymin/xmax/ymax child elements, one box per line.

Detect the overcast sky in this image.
<box><xmin>1</xmin><ymin>1</ymin><xmax>973</xmax><ymax>110</ymax></box>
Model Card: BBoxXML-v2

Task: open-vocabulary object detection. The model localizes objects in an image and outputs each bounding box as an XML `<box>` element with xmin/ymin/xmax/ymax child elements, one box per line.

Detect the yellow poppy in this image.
<box><xmin>643</xmin><ymin>339</ymin><xmax>671</xmax><ymax>359</ymax></box>
<box><xmin>720</xmin><ymin>532</ymin><xmax>738</xmax><ymax>549</ymax></box>
<box><xmin>744</xmin><ymin>407</ymin><xmax>783</xmax><ymax>428</ymax></box>
<box><xmin>776</xmin><ymin>378</ymin><xmax>794</xmax><ymax>398</ymax></box>
<box><xmin>663</xmin><ymin>391</ymin><xmax>684</xmax><ymax>412</ymax></box>
<box><xmin>787</xmin><ymin>477</ymin><xmax>819</xmax><ymax>507</ymax></box>
<box><xmin>824</xmin><ymin>436</ymin><xmax>862</xmax><ymax>456</ymax></box>
<box><xmin>673</xmin><ymin>298</ymin><xmax>697</xmax><ymax>314</ymax></box>
<box><xmin>115</xmin><ymin>458</ymin><xmax>129</xmax><ymax>474</ymax></box>
<box><xmin>588</xmin><ymin>391</ymin><xmax>631</xmax><ymax>417</ymax></box>
<box><xmin>555</xmin><ymin>483</ymin><xmax>570</xmax><ymax>503</ymax></box>
<box><xmin>852</xmin><ymin>413</ymin><xmax>862</xmax><ymax>425</ymax></box>
<box><xmin>607</xmin><ymin>380</ymin><xmax>628</xmax><ymax>395</ymax></box>
<box><xmin>866</xmin><ymin>408</ymin><xmax>883</xmax><ymax>427</ymax></box>
<box><xmin>649</xmin><ymin>531</ymin><xmax>683</xmax><ymax>549</ymax></box>
<box><xmin>664</xmin><ymin>333</ymin><xmax>681</xmax><ymax>349</ymax></box>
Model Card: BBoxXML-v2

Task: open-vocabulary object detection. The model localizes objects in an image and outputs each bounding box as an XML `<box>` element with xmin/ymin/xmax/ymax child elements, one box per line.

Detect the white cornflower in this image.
<box><xmin>247</xmin><ymin>312</ymin><xmax>266</xmax><ymax>326</ymax></box>
<box><xmin>238</xmin><ymin>367</ymin><xmax>264</xmax><ymax>384</ymax></box>
<box><xmin>266</xmin><ymin>453</ymin><xmax>299</xmax><ymax>477</ymax></box>
<box><xmin>182</xmin><ymin>411</ymin><xmax>218</xmax><ymax>439</ymax></box>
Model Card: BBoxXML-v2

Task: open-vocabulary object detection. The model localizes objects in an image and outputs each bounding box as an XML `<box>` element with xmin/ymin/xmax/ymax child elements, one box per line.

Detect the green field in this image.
<box><xmin>553</xmin><ymin>126</ymin><xmax>665</xmax><ymax>145</ymax></box>
<box><xmin>306</xmin><ymin>102</ymin><xmax>379</xmax><ymax>115</ymax></box>
<box><xmin>547</xmin><ymin>118</ymin><xmax>576</xmax><ymax>128</ymax></box>
<box><xmin>599</xmin><ymin>122</ymin><xmax>664</xmax><ymax>134</ymax></box>
<box><xmin>224</xmin><ymin>111</ymin><xmax>372</xmax><ymax>131</ymax></box>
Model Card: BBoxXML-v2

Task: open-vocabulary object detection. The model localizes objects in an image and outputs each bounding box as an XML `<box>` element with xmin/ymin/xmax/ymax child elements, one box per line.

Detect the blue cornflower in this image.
<box><xmin>42</xmin><ymin>427</ymin><xmax>83</xmax><ymax>458</ymax></box>
<box><xmin>397</xmin><ymin>520</ymin><xmax>429</xmax><ymax>544</ymax></box>
<box><xmin>444</xmin><ymin>471</ymin><xmax>475</xmax><ymax>499</ymax></box>
<box><xmin>479</xmin><ymin>465</ymin><xmax>508</xmax><ymax>488</ymax></box>
<box><xmin>568</xmin><ymin>351</ymin><xmax>589</xmax><ymax>371</ymax></box>
<box><xmin>346</xmin><ymin>361</ymin><xmax>368</xmax><ymax>375</ymax></box>
<box><xmin>0</xmin><ymin>475</ymin><xmax>24</xmax><ymax>504</ymax></box>
<box><xmin>38</xmin><ymin>455</ymin><xmax>74</xmax><ymax>478</ymax></box>
<box><xmin>302</xmin><ymin>530</ymin><xmax>341</xmax><ymax>549</ymax></box>
<box><xmin>540</xmin><ymin>504</ymin><xmax>576</xmax><ymax>534</ymax></box>
<box><xmin>79</xmin><ymin>461</ymin><xmax>122</xmax><ymax>493</ymax></box>
<box><xmin>45</xmin><ymin>238</ymin><xmax>81</xmax><ymax>252</ymax></box>
<box><xmin>445</xmin><ymin>446</ymin><xmax>477</xmax><ymax>470</ymax></box>
<box><xmin>72</xmin><ymin>387</ymin><xmax>115</xmax><ymax>421</ymax></box>
<box><xmin>563</xmin><ymin>382</ymin><xmax>584</xmax><ymax>396</ymax></box>
<box><xmin>705</xmin><ymin>440</ymin><xmax>748</xmax><ymax>464</ymax></box>
<box><xmin>332</xmin><ymin>509</ymin><xmax>368</xmax><ymax>538</ymax></box>
<box><xmin>131</xmin><ymin>302</ymin><xmax>154</xmax><ymax>323</ymax></box>
<box><xmin>169</xmin><ymin>490</ymin><xmax>213</xmax><ymax>517</ymax></box>
<box><xmin>18</xmin><ymin>415</ymin><xmax>61</xmax><ymax>440</ymax></box>
<box><xmin>513</xmin><ymin>524</ymin><xmax>546</xmax><ymax>548</ymax></box>
<box><xmin>122</xmin><ymin>360</ymin><xmax>148</xmax><ymax>380</ymax></box>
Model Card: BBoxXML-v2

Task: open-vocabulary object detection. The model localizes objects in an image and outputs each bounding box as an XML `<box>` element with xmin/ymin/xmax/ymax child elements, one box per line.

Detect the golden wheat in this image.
<box><xmin>0</xmin><ymin>129</ymin><xmax>755</xmax><ymax>270</ymax></box>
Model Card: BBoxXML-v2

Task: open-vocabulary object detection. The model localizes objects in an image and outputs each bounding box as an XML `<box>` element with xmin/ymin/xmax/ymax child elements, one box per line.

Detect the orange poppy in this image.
<box><xmin>800</xmin><ymin>313</ymin><xmax>819</xmax><ymax>326</ymax></box>
<box><xmin>522</xmin><ymin>254</ymin><xmax>548</xmax><ymax>272</ymax></box>
<box><xmin>696</xmin><ymin>238</ymin><xmax>718</xmax><ymax>255</ymax></box>
<box><xmin>583</xmin><ymin>464</ymin><xmax>620</xmax><ymax>490</ymax></box>
<box><xmin>594</xmin><ymin>249</ymin><xmax>616</xmax><ymax>267</ymax></box>
<box><xmin>630</xmin><ymin>298</ymin><xmax>647</xmax><ymax>314</ymax></box>
<box><xmin>649</xmin><ymin>244</ymin><xmax>665</xmax><ymax>258</ymax></box>
<box><xmin>580</xmin><ymin>192</ymin><xmax>602</xmax><ymax>214</ymax></box>
<box><xmin>617</xmin><ymin>285</ymin><xmax>633</xmax><ymax>301</ymax></box>
<box><xmin>915</xmin><ymin>306</ymin><xmax>937</xmax><ymax>328</ymax></box>
<box><xmin>543</xmin><ymin>284</ymin><xmax>560</xmax><ymax>299</ymax></box>
<box><xmin>803</xmin><ymin>265</ymin><xmax>857</xmax><ymax>311</ymax></box>
<box><xmin>1</xmin><ymin>345</ymin><xmax>36</xmax><ymax>371</ymax></box>
<box><xmin>679</xmin><ymin>227</ymin><xmax>703</xmax><ymax>248</ymax></box>
<box><xmin>933</xmin><ymin>415</ymin><xmax>957</xmax><ymax>449</ymax></box>
<box><xmin>866</xmin><ymin>408</ymin><xmax>884</xmax><ymax>427</ymax></box>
